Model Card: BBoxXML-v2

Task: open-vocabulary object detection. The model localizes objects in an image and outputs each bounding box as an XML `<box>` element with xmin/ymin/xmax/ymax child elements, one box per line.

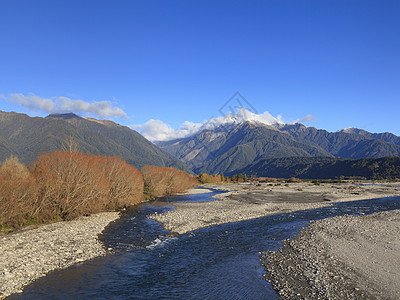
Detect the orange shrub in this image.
<box><xmin>31</xmin><ymin>151</ymin><xmax>145</xmax><ymax>221</ymax></box>
<box><xmin>141</xmin><ymin>165</ymin><xmax>198</xmax><ymax>198</ymax></box>
<box><xmin>288</xmin><ymin>177</ymin><xmax>302</xmax><ymax>183</ymax></box>
<box><xmin>32</xmin><ymin>151</ymin><xmax>109</xmax><ymax>220</ymax></box>
<box><xmin>100</xmin><ymin>156</ymin><xmax>144</xmax><ymax>209</ymax></box>
<box><xmin>0</xmin><ymin>156</ymin><xmax>36</xmax><ymax>228</ymax></box>
<box><xmin>197</xmin><ymin>173</ymin><xmax>222</xmax><ymax>184</ymax></box>
<box><xmin>0</xmin><ymin>151</ymin><xmax>193</xmax><ymax>231</ymax></box>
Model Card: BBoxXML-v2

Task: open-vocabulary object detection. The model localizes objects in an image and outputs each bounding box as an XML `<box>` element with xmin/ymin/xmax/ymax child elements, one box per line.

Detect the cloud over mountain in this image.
<box><xmin>132</xmin><ymin>108</ymin><xmax>316</xmax><ymax>142</ymax></box>
<box><xmin>296</xmin><ymin>114</ymin><xmax>317</xmax><ymax>123</ymax></box>
<box><xmin>2</xmin><ymin>93</ymin><xmax>127</xmax><ymax>118</ymax></box>
<box><xmin>130</xmin><ymin>119</ymin><xmax>203</xmax><ymax>142</ymax></box>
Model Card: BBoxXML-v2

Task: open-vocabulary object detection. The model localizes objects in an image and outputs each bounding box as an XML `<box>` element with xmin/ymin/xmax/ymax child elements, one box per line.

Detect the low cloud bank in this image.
<box><xmin>131</xmin><ymin>120</ymin><xmax>203</xmax><ymax>142</ymax></box>
<box><xmin>2</xmin><ymin>93</ymin><xmax>127</xmax><ymax>118</ymax></box>
<box><xmin>131</xmin><ymin>108</ymin><xmax>316</xmax><ymax>142</ymax></box>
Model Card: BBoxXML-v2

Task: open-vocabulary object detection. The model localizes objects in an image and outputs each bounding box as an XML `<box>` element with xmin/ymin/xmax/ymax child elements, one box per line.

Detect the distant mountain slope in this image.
<box><xmin>0</xmin><ymin>111</ymin><xmax>191</xmax><ymax>172</ymax></box>
<box><xmin>159</xmin><ymin>121</ymin><xmax>332</xmax><ymax>174</ymax></box>
<box><xmin>236</xmin><ymin>156</ymin><xmax>400</xmax><ymax>180</ymax></box>
<box><xmin>339</xmin><ymin>127</ymin><xmax>400</xmax><ymax>147</ymax></box>
<box><xmin>158</xmin><ymin>120</ymin><xmax>400</xmax><ymax>175</ymax></box>
<box><xmin>279</xmin><ymin>124</ymin><xmax>400</xmax><ymax>159</ymax></box>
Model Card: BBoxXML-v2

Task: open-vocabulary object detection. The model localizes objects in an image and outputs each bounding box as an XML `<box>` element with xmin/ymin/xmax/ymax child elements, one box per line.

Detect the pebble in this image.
<box><xmin>0</xmin><ymin>212</ymin><xmax>119</xmax><ymax>299</ymax></box>
<box><xmin>261</xmin><ymin>209</ymin><xmax>400</xmax><ymax>299</ymax></box>
<box><xmin>150</xmin><ymin>182</ymin><xmax>400</xmax><ymax>235</ymax></box>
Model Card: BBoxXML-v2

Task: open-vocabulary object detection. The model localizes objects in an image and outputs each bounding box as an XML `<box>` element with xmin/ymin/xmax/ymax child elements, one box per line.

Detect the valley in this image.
<box><xmin>6</xmin><ymin>183</ymin><xmax>400</xmax><ymax>299</ymax></box>
<box><xmin>2</xmin><ymin>110</ymin><xmax>400</xmax><ymax>299</ymax></box>
<box><xmin>2</xmin><ymin>2</ymin><xmax>399</xmax><ymax>298</ymax></box>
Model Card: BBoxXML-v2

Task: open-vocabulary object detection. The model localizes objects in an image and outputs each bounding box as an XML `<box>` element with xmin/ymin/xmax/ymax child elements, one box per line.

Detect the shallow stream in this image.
<box><xmin>13</xmin><ymin>189</ymin><xmax>400</xmax><ymax>299</ymax></box>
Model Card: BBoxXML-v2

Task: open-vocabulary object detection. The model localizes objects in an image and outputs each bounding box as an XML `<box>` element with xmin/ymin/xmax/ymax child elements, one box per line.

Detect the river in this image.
<box><xmin>12</xmin><ymin>189</ymin><xmax>400</xmax><ymax>299</ymax></box>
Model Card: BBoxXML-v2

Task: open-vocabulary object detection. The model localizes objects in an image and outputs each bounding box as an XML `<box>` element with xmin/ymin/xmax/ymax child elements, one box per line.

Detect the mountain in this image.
<box><xmin>236</xmin><ymin>156</ymin><xmax>400</xmax><ymax>180</ymax></box>
<box><xmin>339</xmin><ymin>127</ymin><xmax>400</xmax><ymax>147</ymax></box>
<box><xmin>278</xmin><ymin>123</ymin><xmax>400</xmax><ymax>159</ymax></box>
<box><xmin>5</xmin><ymin>109</ymin><xmax>399</xmax><ymax>178</ymax></box>
<box><xmin>158</xmin><ymin>120</ymin><xmax>400</xmax><ymax>176</ymax></box>
<box><xmin>0</xmin><ymin>111</ymin><xmax>191</xmax><ymax>172</ymax></box>
<box><xmin>158</xmin><ymin>121</ymin><xmax>333</xmax><ymax>175</ymax></box>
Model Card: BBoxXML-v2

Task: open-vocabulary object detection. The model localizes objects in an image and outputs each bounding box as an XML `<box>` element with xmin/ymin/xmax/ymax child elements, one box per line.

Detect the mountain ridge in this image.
<box><xmin>3</xmin><ymin>110</ymin><xmax>400</xmax><ymax>177</ymax></box>
<box><xmin>0</xmin><ymin>111</ymin><xmax>191</xmax><ymax>172</ymax></box>
<box><xmin>159</xmin><ymin>121</ymin><xmax>334</xmax><ymax>174</ymax></box>
<box><xmin>235</xmin><ymin>156</ymin><xmax>400</xmax><ymax>180</ymax></box>
<box><xmin>158</xmin><ymin>120</ymin><xmax>400</xmax><ymax>175</ymax></box>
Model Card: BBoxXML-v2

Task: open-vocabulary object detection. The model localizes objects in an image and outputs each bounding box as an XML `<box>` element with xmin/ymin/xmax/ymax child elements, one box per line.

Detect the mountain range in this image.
<box><xmin>2</xmin><ymin>110</ymin><xmax>400</xmax><ymax>179</ymax></box>
<box><xmin>0</xmin><ymin>111</ymin><xmax>191</xmax><ymax>172</ymax></box>
<box><xmin>157</xmin><ymin>120</ymin><xmax>400</xmax><ymax>176</ymax></box>
<box><xmin>236</xmin><ymin>156</ymin><xmax>400</xmax><ymax>180</ymax></box>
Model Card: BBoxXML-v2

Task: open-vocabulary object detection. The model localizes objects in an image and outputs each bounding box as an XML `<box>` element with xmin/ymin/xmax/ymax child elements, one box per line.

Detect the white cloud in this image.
<box><xmin>198</xmin><ymin>108</ymin><xmax>284</xmax><ymax>130</ymax></box>
<box><xmin>294</xmin><ymin>114</ymin><xmax>317</xmax><ymax>123</ymax></box>
<box><xmin>132</xmin><ymin>108</ymin><xmax>288</xmax><ymax>142</ymax></box>
<box><xmin>133</xmin><ymin>108</ymin><xmax>318</xmax><ymax>142</ymax></box>
<box><xmin>2</xmin><ymin>93</ymin><xmax>127</xmax><ymax>118</ymax></box>
<box><xmin>130</xmin><ymin>119</ymin><xmax>203</xmax><ymax>142</ymax></box>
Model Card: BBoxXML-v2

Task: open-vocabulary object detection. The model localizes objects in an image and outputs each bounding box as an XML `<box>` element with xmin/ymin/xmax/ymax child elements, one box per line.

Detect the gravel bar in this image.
<box><xmin>0</xmin><ymin>212</ymin><xmax>119</xmax><ymax>299</ymax></box>
<box><xmin>151</xmin><ymin>182</ymin><xmax>400</xmax><ymax>234</ymax></box>
<box><xmin>262</xmin><ymin>209</ymin><xmax>400</xmax><ymax>299</ymax></box>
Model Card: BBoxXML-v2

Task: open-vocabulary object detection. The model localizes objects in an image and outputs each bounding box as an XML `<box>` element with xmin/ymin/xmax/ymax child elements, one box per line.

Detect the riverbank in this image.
<box><xmin>262</xmin><ymin>209</ymin><xmax>400</xmax><ymax>299</ymax></box>
<box><xmin>0</xmin><ymin>212</ymin><xmax>119</xmax><ymax>299</ymax></box>
<box><xmin>150</xmin><ymin>182</ymin><xmax>400</xmax><ymax>234</ymax></box>
<box><xmin>178</xmin><ymin>188</ymin><xmax>214</xmax><ymax>195</ymax></box>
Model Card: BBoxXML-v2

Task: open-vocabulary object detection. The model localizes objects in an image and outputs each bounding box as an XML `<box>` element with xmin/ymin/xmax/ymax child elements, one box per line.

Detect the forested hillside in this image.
<box><xmin>237</xmin><ymin>156</ymin><xmax>400</xmax><ymax>180</ymax></box>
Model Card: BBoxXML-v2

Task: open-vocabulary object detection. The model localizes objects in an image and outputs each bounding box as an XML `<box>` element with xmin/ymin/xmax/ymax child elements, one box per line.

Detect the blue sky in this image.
<box><xmin>1</xmin><ymin>0</ymin><xmax>399</xmax><ymax>138</ymax></box>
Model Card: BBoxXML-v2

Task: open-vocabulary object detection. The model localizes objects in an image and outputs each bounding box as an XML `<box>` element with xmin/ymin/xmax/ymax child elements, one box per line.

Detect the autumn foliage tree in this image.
<box><xmin>31</xmin><ymin>151</ymin><xmax>145</xmax><ymax>221</ymax></box>
<box><xmin>32</xmin><ymin>151</ymin><xmax>108</xmax><ymax>221</ymax></box>
<box><xmin>0</xmin><ymin>149</ymin><xmax>197</xmax><ymax>231</ymax></box>
<box><xmin>0</xmin><ymin>156</ymin><xmax>36</xmax><ymax>229</ymax></box>
<box><xmin>100</xmin><ymin>156</ymin><xmax>144</xmax><ymax>209</ymax></box>
<box><xmin>0</xmin><ymin>151</ymin><xmax>145</xmax><ymax>231</ymax></box>
<box><xmin>141</xmin><ymin>165</ymin><xmax>198</xmax><ymax>199</ymax></box>
<box><xmin>197</xmin><ymin>173</ymin><xmax>223</xmax><ymax>184</ymax></box>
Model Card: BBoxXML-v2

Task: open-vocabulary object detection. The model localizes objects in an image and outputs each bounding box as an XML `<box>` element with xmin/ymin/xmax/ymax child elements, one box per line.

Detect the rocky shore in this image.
<box><xmin>0</xmin><ymin>212</ymin><xmax>119</xmax><ymax>299</ymax></box>
<box><xmin>150</xmin><ymin>182</ymin><xmax>400</xmax><ymax>234</ymax></box>
<box><xmin>262</xmin><ymin>209</ymin><xmax>400</xmax><ymax>299</ymax></box>
<box><xmin>150</xmin><ymin>182</ymin><xmax>400</xmax><ymax>298</ymax></box>
<box><xmin>5</xmin><ymin>182</ymin><xmax>398</xmax><ymax>299</ymax></box>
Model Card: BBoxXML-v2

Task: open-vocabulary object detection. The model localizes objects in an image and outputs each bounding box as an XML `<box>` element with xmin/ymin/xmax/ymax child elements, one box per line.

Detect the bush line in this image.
<box><xmin>0</xmin><ymin>152</ymin><xmax>198</xmax><ymax>232</ymax></box>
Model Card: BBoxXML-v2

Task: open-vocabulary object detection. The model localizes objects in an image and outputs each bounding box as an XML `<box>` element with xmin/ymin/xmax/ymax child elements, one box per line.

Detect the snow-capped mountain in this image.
<box><xmin>158</xmin><ymin>119</ymin><xmax>400</xmax><ymax>175</ymax></box>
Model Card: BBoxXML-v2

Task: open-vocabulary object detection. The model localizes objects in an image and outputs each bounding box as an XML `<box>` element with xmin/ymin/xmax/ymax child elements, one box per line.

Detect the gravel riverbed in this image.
<box><xmin>4</xmin><ymin>182</ymin><xmax>399</xmax><ymax>299</ymax></box>
<box><xmin>150</xmin><ymin>182</ymin><xmax>400</xmax><ymax>298</ymax></box>
<box><xmin>151</xmin><ymin>182</ymin><xmax>400</xmax><ymax>234</ymax></box>
<box><xmin>0</xmin><ymin>212</ymin><xmax>119</xmax><ymax>299</ymax></box>
<box><xmin>262</xmin><ymin>209</ymin><xmax>400</xmax><ymax>299</ymax></box>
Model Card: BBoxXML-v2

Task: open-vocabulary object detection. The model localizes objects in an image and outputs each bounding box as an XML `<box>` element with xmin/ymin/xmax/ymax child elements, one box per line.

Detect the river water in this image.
<box><xmin>13</xmin><ymin>189</ymin><xmax>400</xmax><ymax>299</ymax></box>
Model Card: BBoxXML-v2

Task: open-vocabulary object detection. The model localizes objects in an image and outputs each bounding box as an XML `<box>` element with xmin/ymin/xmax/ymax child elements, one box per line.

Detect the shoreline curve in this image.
<box><xmin>0</xmin><ymin>212</ymin><xmax>119</xmax><ymax>299</ymax></box>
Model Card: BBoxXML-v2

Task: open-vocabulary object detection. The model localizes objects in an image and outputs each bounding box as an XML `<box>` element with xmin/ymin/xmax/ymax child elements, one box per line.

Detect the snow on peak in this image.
<box><xmin>340</xmin><ymin>127</ymin><xmax>356</xmax><ymax>133</ymax></box>
<box><xmin>131</xmin><ymin>108</ymin><xmax>314</xmax><ymax>142</ymax></box>
<box><xmin>201</xmin><ymin>108</ymin><xmax>284</xmax><ymax>130</ymax></box>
